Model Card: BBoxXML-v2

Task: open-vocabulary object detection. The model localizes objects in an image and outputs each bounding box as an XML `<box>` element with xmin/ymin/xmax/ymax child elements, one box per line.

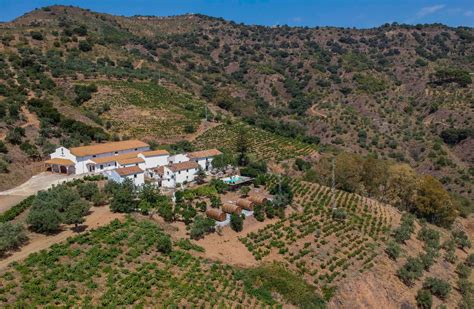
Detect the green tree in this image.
<box><xmin>414</xmin><ymin>175</ymin><xmax>457</xmax><ymax>227</ymax></box>
<box><xmin>240</xmin><ymin>186</ymin><xmax>250</xmax><ymax>197</ymax></box>
<box><xmin>77</xmin><ymin>182</ymin><xmax>99</xmax><ymax>201</ymax></box>
<box><xmin>63</xmin><ymin>199</ymin><xmax>90</xmax><ymax>230</ymax></box>
<box><xmin>0</xmin><ymin>222</ymin><xmax>27</xmax><ymax>255</ymax></box>
<box><xmin>195</xmin><ymin>167</ymin><xmax>206</xmax><ymax>184</ymax></box>
<box><xmin>236</xmin><ymin>128</ymin><xmax>250</xmax><ymax>166</ymax></box>
<box><xmin>190</xmin><ymin>215</ymin><xmax>215</xmax><ymax>239</ymax></box>
<box><xmin>27</xmin><ymin>207</ymin><xmax>61</xmax><ymax>233</ymax></box>
<box><xmin>110</xmin><ymin>180</ymin><xmax>136</xmax><ymax>213</ymax></box>
<box><xmin>230</xmin><ymin>214</ymin><xmax>244</xmax><ymax>232</ymax></box>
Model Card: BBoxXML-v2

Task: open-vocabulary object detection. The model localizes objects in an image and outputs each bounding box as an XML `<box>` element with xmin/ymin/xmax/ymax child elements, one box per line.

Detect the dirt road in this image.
<box><xmin>0</xmin><ymin>172</ymin><xmax>81</xmax><ymax>213</ymax></box>
<box><xmin>0</xmin><ymin>206</ymin><xmax>125</xmax><ymax>270</ymax></box>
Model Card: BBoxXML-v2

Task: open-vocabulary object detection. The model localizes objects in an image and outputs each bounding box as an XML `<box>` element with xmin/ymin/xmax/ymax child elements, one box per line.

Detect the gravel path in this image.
<box><xmin>0</xmin><ymin>172</ymin><xmax>83</xmax><ymax>213</ymax></box>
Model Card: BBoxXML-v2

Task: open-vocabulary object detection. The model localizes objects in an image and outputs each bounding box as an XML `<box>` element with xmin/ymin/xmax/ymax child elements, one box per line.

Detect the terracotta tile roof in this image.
<box><xmin>168</xmin><ymin>161</ymin><xmax>199</xmax><ymax>172</ymax></box>
<box><xmin>70</xmin><ymin>140</ymin><xmax>149</xmax><ymax>157</ymax></box>
<box><xmin>154</xmin><ymin>166</ymin><xmax>165</xmax><ymax>176</ymax></box>
<box><xmin>117</xmin><ymin>157</ymin><xmax>145</xmax><ymax>165</ymax></box>
<box><xmin>141</xmin><ymin>149</ymin><xmax>169</xmax><ymax>157</ymax></box>
<box><xmin>90</xmin><ymin>152</ymin><xmax>140</xmax><ymax>164</ymax></box>
<box><xmin>45</xmin><ymin>158</ymin><xmax>75</xmax><ymax>166</ymax></box>
<box><xmin>114</xmin><ymin>166</ymin><xmax>143</xmax><ymax>177</ymax></box>
<box><xmin>187</xmin><ymin>149</ymin><xmax>222</xmax><ymax>159</ymax></box>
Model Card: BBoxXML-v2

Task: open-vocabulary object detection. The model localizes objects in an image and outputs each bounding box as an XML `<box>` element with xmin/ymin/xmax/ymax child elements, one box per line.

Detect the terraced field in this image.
<box><xmin>0</xmin><ymin>218</ymin><xmax>272</xmax><ymax>308</ymax></box>
<box><xmin>193</xmin><ymin>123</ymin><xmax>318</xmax><ymax>161</ymax></box>
<box><xmin>240</xmin><ymin>176</ymin><xmax>394</xmax><ymax>288</ymax></box>
<box><xmin>85</xmin><ymin>81</ymin><xmax>205</xmax><ymax>139</ymax></box>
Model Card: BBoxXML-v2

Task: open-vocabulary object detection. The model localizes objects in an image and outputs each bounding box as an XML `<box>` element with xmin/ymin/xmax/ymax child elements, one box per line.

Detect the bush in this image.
<box><xmin>466</xmin><ymin>254</ymin><xmax>474</xmax><ymax>267</ymax></box>
<box><xmin>423</xmin><ymin>277</ymin><xmax>451</xmax><ymax>300</ymax></box>
<box><xmin>30</xmin><ymin>31</ymin><xmax>43</xmax><ymax>40</ymax></box>
<box><xmin>385</xmin><ymin>241</ymin><xmax>401</xmax><ymax>260</ymax></box>
<box><xmin>78</xmin><ymin>40</ymin><xmax>93</xmax><ymax>52</ymax></box>
<box><xmin>27</xmin><ymin>207</ymin><xmax>61</xmax><ymax>233</ymax></box>
<box><xmin>156</xmin><ymin>234</ymin><xmax>172</xmax><ymax>254</ymax></box>
<box><xmin>190</xmin><ymin>215</ymin><xmax>215</xmax><ymax>240</ymax></box>
<box><xmin>230</xmin><ymin>214</ymin><xmax>244</xmax><ymax>232</ymax></box>
<box><xmin>452</xmin><ymin>230</ymin><xmax>471</xmax><ymax>250</ymax></box>
<box><xmin>416</xmin><ymin>289</ymin><xmax>432</xmax><ymax>309</ymax></box>
<box><xmin>397</xmin><ymin>257</ymin><xmax>424</xmax><ymax>286</ymax></box>
<box><xmin>254</xmin><ymin>204</ymin><xmax>265</xmax><ymax>222</ymax></box>
<box><xmin>77</xmin><ymin>182</ymin><xmax>99</xmax><ymax>201</ymax></box>
<box><xmin>0</xmin><ymin>222</ymin><xmax>27</xmax><ymax>255</ymax></box>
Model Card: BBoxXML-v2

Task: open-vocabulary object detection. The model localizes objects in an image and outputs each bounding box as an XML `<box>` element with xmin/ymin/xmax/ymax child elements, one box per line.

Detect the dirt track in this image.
<box><xmin>0</xmin><ymin>172</ymin><xmax>81</xmax><ymax>212</ymax></box>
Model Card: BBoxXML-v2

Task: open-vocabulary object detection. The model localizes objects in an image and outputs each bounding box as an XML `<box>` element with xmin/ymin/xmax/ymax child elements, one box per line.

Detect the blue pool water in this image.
<box><xmin>223</xmin><ymin>176</ymin><xmax>242</xmax><ymax>184</ymax></box>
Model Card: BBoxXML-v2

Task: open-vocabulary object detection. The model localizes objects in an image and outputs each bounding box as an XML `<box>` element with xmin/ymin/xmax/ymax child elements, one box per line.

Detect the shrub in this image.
<box><xmin>190</xmin><ymin>215</ymin><xmax>215</xmax><ymax>240</ymax></box>
<box><xmin>385</xmin><ymin>241</ymin><xmax>401</xmax><ymax>260</ymax></box>
<box><xmin>0</xmin><ymin>222</ymin><xmax>27</xmax><ymax>255</ymax></box>
<box><xmin>397</xmin><ymin>257</ymin><xmax>424</xmax><ymax>286</ymax></box>
<box><xmin>77</xmin><ymin>182</ymin><xmax>99</xmax><ymax>201</ymax></box>
<box><xmin>30</xmin><ymin>31</ymin><xmax>43</xmax><ymax>40</ymax></box>
<box><xmin>452</xmin><ymin>230</ymin><xmax>471</xmax><ymax>250</ymax></box>
<box><xmin>156</xmin><ymin>234</ymin><xmax>172</xmax><ymax>254</ymax></box>
<box><xmin>78</xmin><ymin>40</ymin><xmax>93</xmax><ymax>52</ymax></box>
<box><xmin>230</xmin><ymin>214</ymin><xmax>244</xmax><ymax>232</ymax></box>
<box><xmin>423</xmin><ymin>277</ymin><xmax>451</xmax><ymax>300</ymax></box>
<box><xmin>416</xmin><ymin>289</ymin><xmax>432</xmax><ymax>309</ymax></box>
<box><xmin>466</xmin><ymin>254</ymin><xmax>474</xmax><ymax>267</ymax></box>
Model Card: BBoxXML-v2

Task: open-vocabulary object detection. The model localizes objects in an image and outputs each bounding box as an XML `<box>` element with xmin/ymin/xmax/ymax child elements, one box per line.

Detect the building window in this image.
<box><xmin>93</xmin><ymin>155</ymin><xmax>96</xmax><ymax>158</ymax></box>
<box><xmin>115</xmin><ymin>151</ymin><xmax>118</xmax><ymax>155</ymax></box>
<box><xmin>134</xmin><ymin>174</ymin><xmax>137</xmax><ymax>178</ymax></box>
<box><xmin>134</xmin><ymin>148</ymin><xmax>137</xmax><ymax>151</ymax></box>
<box><xmin>100</xmin><ymin>165</ymin><xmax>103</xmax><ymax>169</ymax></box>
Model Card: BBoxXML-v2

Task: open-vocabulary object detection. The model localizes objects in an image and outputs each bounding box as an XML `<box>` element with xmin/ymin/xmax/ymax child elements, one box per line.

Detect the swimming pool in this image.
<box><xmin>222</xmin><ymin>175</ymin><xmax>243</xmax><ymax>184</ymax></box>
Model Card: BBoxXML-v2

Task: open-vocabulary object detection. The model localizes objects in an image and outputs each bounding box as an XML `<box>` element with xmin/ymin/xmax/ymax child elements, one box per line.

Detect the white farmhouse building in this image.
<box><xmin>45</xmin><ymin>139</ymin><xmax>221</xmax><ymax>188</ymax></box>
<box><xmin>108</xmin><ymin>166</ymin><xmax>145</xmax><ymax>186</ymax></box>
<box><xmin>187</xmin><ymin>149</ymin><xmax>222</xmax><ymax>171</ymax></box>
<box><xmin>139</xmin><ymin>150</ymin><xmax>169</xmax><ymax>169</ymax></box>
<box><xmin>46</xmin><ymin>140</ymin><xmax>150</xmax><ymax>174</ymax></box>
<box><xmin>153</xmin><ymin>161</ymin><xmax>199</xmax><ymax>188</ymax></box>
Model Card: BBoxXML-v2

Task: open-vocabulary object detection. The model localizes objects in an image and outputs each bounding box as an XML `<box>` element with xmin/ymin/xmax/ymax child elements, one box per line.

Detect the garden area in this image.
<box><xmin>240</xmin><ymin>175</ymin><xmax>394</xmax><ymax>293</ymax></box>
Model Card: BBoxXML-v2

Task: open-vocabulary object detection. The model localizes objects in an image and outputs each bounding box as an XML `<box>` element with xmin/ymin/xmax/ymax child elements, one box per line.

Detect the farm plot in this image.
<box><xmin>86</xmin><ymin>81</ymin><xmax>205</xmax><ymax>138</ymax></box>
<box><xmin>0</xmin><ymin>218</ymin><xmax>272</xmax><ymax>308</ymax></box>
<box><xmin>240</xmin><ymin>176</ymin><xmax>394</xmax><ymax>287</ymax></box>
<box><xmin>193</xmin><ymin>123</ymin><xmax>318</xmax><ymax>161</ymax></box>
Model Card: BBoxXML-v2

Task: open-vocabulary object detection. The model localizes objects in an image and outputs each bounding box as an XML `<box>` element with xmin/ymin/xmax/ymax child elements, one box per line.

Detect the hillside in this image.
<box><xmin>0</xmin><ymin>5</ymin><xmax>472</xmax><ymax>200</ymax></box>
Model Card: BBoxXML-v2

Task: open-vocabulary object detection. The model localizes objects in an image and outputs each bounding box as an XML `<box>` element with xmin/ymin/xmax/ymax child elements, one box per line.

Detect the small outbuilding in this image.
<box><xmin>222</xmin><ymin>203</ymin><xmax>242</xmax><ymax>215</ymax></box>
<box><xmin>206</xmin><ymin>209</ymin><xmax>227</xmax><ymax>221</ymax></box>
<box><xmin>236</xmin><ymin>199</ymin><xmax>254</xmax><ymax>211</ymax></box>
<box><xmin>249</xmin><ymin>195</ymin><xmax>268</xmax><ymax>205</ymax></box>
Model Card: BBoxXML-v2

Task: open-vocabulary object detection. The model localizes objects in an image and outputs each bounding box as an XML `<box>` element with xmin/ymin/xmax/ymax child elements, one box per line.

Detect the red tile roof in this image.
<box><xmin>45</xmin><ymin>158</ymin><xmax>75</xmax><ymax>166</ymax></box>
<box><xmin>141</xmin><ymin>149</ymin><xmax>169</xmax><ymax>157</ymax></box>
<box><xmin>114</xmin><ymin>166</ymin><xmax>143</xmax><ymax>176</ymax></box>
<box><xmin>168</xmin><ymin>161</ymin><xmax>199</xmax><ymax>172</ymax></box>
<box><xmin>187</xmin><ymin>149</ymin><xmax>222</xmax><ymax>159</ymax></box>
<box><xmin>70</xmin><ymin>140</ymin><xmax>149</xmax><ymax>157</ymax></box>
